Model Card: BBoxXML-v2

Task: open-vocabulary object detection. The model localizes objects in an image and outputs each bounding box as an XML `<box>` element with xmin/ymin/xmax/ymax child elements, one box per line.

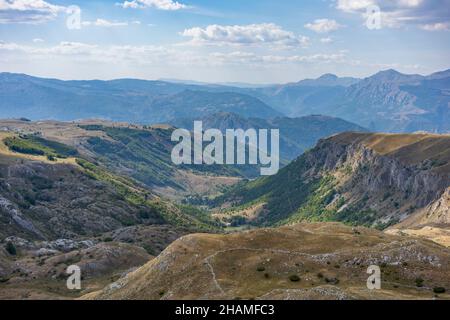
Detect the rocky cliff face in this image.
<box><xmin>216</xmin><ymin>132</ymin><xmax>449</xmax><ymax>230</ymax></box>
<box><xmin>307</xmin><ymin>133</ymin><xmax>450</xmax><ymax>225</ymax></box>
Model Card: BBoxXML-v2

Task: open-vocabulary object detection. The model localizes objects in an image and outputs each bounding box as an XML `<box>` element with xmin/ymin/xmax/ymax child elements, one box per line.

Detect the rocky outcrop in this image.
<box><xmin>216</xmin><ymin>132</ymin><xmax>449</xmax><ymax>229</ymax></box>
<box><xmin>0</xmin><ymin>159</ymin><xmax>166</xmax><ymax>240</ymax></box>
<box><xmin>305</xmin><ymin>133</ymin><xmax>449</xmax><ymax>225</ymax></box>
<box><xmin>395</xmin><ymin>187</ymin><xmax>450</xmax><ymax>229</ymax></box>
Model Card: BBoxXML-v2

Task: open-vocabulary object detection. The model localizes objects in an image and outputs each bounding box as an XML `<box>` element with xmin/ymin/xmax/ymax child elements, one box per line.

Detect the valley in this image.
<box><xmin>0</xmin><ymin>70</ymin><xmax>449</xmax><ymax>300</ymax></box>
<box><xmin>0</xmin><ymin>118</ymin><xmax>448</xmax><ymax>300</ymax></box>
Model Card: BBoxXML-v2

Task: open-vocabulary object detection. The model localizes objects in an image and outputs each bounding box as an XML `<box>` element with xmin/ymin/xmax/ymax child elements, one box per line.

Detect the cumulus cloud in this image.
<box><xmin>304</xmin><ymin>19</ymin><xmax>343</xmax><ymax>33</ymax></box>
<box><xmin>0</xmin><ymin>0</ymin><xmax>65</xmax><ymax>24</ymax></box>
<box><xmin>117</xmin><ymin>0</ymin><xmax>187</xmax><ymax>10</ymax></box>
<box><xmin>336</xmin><ymin>0</ymin><xmax>450</xmax><ymax>30</ymax></box>
<box><xmin>82</xmin><ymin>19</ymin><xmax>128</xmax><ymax>27</ymax></box>
<box><xmin>181</xmin><ymin>23</ymin><xmax>310</xmax><ymax>48</ymax></box>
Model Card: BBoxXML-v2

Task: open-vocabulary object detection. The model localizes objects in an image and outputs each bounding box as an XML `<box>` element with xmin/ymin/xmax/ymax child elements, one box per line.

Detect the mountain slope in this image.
<box><xmin>214</xmin><ymin>132</ymin><xmax>450</xmax><ymax>230</ymax></box>
<box><xmin>85</xmin><ymin>222</ymin><xmax>450</xmax><ymax>300</ymax></box>
<box><xmin>0</xmin><ymin>127</ymin><xmax>224</xmax><ymax>299</ymax></box>
<box><xmin>173</xmin><ymin>113</ymin><xmax>367</xmax><ymax>161</ymax></box>
<box><xmin>0</xmin><ymin>120</ymin><xmax>256</xmax><ymax>199</ymax></box>
<box><xmin>0</xmin><ymin>130</ymin><xmax>221</xmax><ymax>240</ymax></box>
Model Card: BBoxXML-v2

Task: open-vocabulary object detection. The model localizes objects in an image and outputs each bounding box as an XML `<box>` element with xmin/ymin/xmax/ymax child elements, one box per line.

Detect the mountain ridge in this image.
<box><xmin>214</xmin><ymin>132</ymin><xmax>450</xmax><ymax>231</ymax></box>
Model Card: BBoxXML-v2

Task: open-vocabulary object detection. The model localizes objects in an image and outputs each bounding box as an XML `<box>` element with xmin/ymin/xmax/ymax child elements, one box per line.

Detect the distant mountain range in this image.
<box><xmin>1</xmin><ymin>69</ymin><xmax>449</xmax><ymax>133</ymax></box>
<box><xmin>245</xmin><ymin>69</ymin><xmax>450</xmax><ymax>133</ymax></box>
<box><xmin>0</xmin><ymin>73</ymin><xmax>280</xmax><ymax>123</ymax></box>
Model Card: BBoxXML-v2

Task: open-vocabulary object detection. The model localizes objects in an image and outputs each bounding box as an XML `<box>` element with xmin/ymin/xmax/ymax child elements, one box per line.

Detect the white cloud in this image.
<box><xmin>337</xmin><ymin>0</ymin><xmax>375</xmax><ymax>12</ymax></box>
<box><xmin>82</xmin><ymin>19</ymin><xmax>128</xmax><ymax>27</ymax></box>
<box><xmin>0</xmin><ymin>40</ymin><xmax>348</xmax><ymax>67</ymax></box>
<box><xmin>0</xmin><ymin>0</ymin><xmax>65</xmax><ymax>24</ymax></box>
<box><xmin>208</xmin><ymin>51</ymin><xmax>347</xmax><ymax>66</ymax></box>
<box><xmin>118</xmin><ymin>0</ymin><xmax>187</xmax><ymax>10</ymax></box>
<box><xmin>420</xmin><ymin>22</ymin><xmax>450</xmax><ymax>31</ymax></box>
<box><xmin>181</xmin><ymin>23</ymin><xmax>310</xmax><ymax>48</ymax></box>
<box><xmin>305</xmin><ymin>19</ymin><xmax>343</xmax><ymax>33</ymax></box>
<box><xmin>32</xmin><ymin>38</ymin><xmax>44</xmax><ymax>43</ymax></box>
<box><xmin>320</xmin><ymin>37</ymin><xmax>333</xmax><ymax>43</ymax></box>
<box><xmin>336</xmin><ymin>0</ymin><xmax>450</xmax><ymax>30</ymax></box>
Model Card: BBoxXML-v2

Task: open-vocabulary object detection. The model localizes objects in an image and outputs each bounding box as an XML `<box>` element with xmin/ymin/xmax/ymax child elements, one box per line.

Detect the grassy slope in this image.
<box><xmin>85</xmin><ymin>223</ymin><xmax>450</xmax><ymax>300</ymax></box>
<box><xmin>0</xmin><ymin>134</ymin><xmax>220</xmax><ymax>236</ymax></box>
<box><xmin>80</xmin><ymin>125</ymin><xmax>257</xmax><ymax>190</ymax></box>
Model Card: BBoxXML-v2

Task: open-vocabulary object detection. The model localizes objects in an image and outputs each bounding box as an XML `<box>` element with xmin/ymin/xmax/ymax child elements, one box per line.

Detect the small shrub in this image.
<box><xmin>433</xmin><ymin>287</ymin><xmax>446</xmax><ymax>294</ymax></box>
<box><xmin>325</xmin><ymin>277</ymin><xmax>340</xmax><ymax>285</ymax></box>
<box><xmin>143</xmin><ymin>244</ymin><xmax>156</xmax><ymax>256</ymax></box>
<box><xmin>103</xmin><ymin>237</ymin><xmax>113</xmax><ymax>242</ymax></box>
<box><xmin>415</xmin><ymin>278</ymin><xmax>424</xmax><ymax>287</ymax></box>
<box><xmin>5</xmin><ymin>242</ymin><xmax>17</xmax><ymax>256</ymax></box>
<box><xmin>256</xmin><ymin>266</ymin><xmax>265</xmax><ymax>272</ymax></box>
<box><xmin>289</xmin><ymin>274</ymin><xmax>300</xmax><ymax>282</ymax></box>
<box><xmin>0</xmin><ymin>277</ymin><xmax>10</xmax><ymax>283</ymax></box>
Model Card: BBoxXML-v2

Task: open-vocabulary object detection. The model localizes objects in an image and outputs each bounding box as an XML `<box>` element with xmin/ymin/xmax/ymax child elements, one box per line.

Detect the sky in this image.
<box><xmin>0</xmin><ymin>0</ymin><xmax>449</xmax><ymax>83</ymax></box>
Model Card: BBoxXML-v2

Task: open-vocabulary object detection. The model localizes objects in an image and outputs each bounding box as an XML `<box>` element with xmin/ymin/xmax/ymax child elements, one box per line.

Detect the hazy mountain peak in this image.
<box><xmin>427</xmin><ymin>69</ymin><xmax>450</xmax><ymax>80</ymax></box>
<box><xmin>294</xmin><ymin>73</ymin><xmax>359</xmax><ymax>87</ymax></box>
<box><xmin>368</xmin><ymin>69</ymin><xmax>422</xmax><ymax>82</ymax></box>
<box><xmin>317</xmin><ymin>73</ymin><xmax>338</xmax><ymax>80</ymax></box>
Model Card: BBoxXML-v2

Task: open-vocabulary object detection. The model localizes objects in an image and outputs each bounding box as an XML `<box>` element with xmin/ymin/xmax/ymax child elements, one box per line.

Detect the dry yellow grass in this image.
<box><xmin>85</xmin><ymin>222</ymin><xmax>450</xmax><ymax>300</ymax></box>
<box><xmin>386</xmin><ymin>227</ymin><xmax>450</xmax><ymax>248</ymax></box>
<box><xmin>0</xmin><ymin>132</ymin><xmax>78</xmax><ymax>165</ymax></box>
<box><xmin>330</xmin><ymin>132</ymin><xmax>450</xmax><ymax>173</ymax></box>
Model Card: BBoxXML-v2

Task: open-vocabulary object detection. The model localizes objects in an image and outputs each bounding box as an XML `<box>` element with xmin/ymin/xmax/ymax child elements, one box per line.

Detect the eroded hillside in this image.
<box><xmin>0</xmin><ymin>128</ymin><xmax>220</xmax><ymax>299</ymax></box>
<box><xmin>85</xmin><ymin>223</ymin><xmax>450</xmax><ymax>300</ymax></box>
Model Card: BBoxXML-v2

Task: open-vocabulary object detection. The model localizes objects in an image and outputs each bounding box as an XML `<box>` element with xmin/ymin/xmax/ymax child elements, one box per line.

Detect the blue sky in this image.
<box><xmin>0</xmin><ymin>0</ymin><xmax>449</xmax><ymax>83</ymax></box>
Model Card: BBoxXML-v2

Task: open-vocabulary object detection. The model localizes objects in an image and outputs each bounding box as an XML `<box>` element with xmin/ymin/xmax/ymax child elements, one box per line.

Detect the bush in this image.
<box><xmin>415</xmin><ymin>278</ymin><xmax>424</xmax><ymax>287</ymax></box>
<box><xmin>256</xmin><ymin>266</ymin><xmax>265</xmax><ymax>272</ymax></box>
<box><xmin>325</xmin><ymin>277</ymin><xmax>340</xmax><ymax>285</ymax></box>
<box><xmin>5</xmin><ymin>242</ymin><xmax>16</xmax><ymax>256</ymax></box>
<box><xmin>289</xmin><ymin>274</ymin><xmax>300</xmax><ymax>282</ymax></box>
<box><xmin>433</xmin><ymin>287</ymin><xmax>446</xmax><ymax>294</ymax></box>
